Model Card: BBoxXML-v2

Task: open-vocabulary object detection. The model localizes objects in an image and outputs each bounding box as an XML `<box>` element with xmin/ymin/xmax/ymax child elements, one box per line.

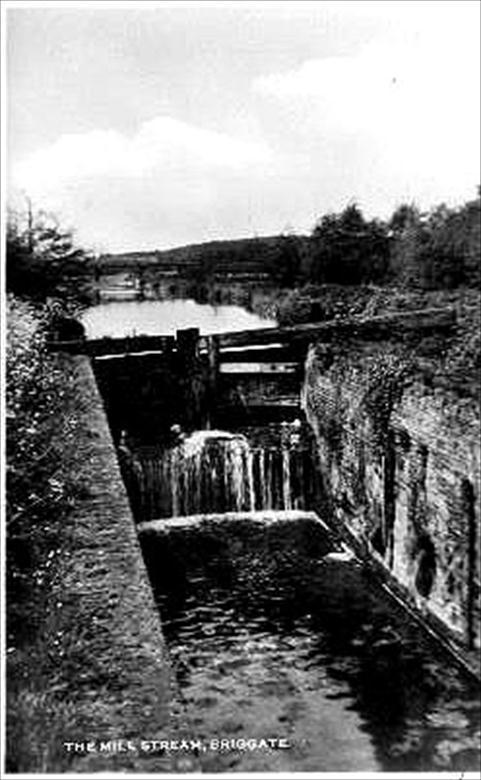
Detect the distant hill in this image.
<box><xmin>96</xmin><ymin>234</ymin><xmax>311</xmax><ymax>283</ymax></box>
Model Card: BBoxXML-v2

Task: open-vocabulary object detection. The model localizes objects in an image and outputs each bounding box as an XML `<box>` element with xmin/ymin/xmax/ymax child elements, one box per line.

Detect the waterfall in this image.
<box><xmin>129</xmin><ymin>425</ymin><xmax>314</xmax><ymax>520</ymax></box>
<box><xmin>179</xmin><ymin>431</ymin><xmax>255</xmax><ymax>516</ymax></box>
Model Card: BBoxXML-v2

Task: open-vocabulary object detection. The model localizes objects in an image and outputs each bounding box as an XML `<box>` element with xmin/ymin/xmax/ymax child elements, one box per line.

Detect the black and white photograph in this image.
<box><xmin>2</xmin><ymin>1</ymin><xmax>480</xmax><ymax>777</ymax></box>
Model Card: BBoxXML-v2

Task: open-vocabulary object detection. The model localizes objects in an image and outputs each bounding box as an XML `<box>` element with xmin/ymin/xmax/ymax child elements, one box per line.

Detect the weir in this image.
<box><xmin>94</xmin><ymin>317</ymin><xmax>319</xmax><ymax>524</ymax></box>
<box><xmin>121</xmin><ymin>426</ymin><xmax>318</xmax><ymax>521</ymax></box>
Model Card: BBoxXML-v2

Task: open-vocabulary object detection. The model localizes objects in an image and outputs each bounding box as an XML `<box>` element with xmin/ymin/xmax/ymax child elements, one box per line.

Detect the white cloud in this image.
<box><xmin>10</xmin><ymin>116</ymin><xmax>277</xmax><ymax>250</ymax></box>
<box><xmin>11</xmin><ymin>117</ymin><xmax>280</xmax><ymax>251</ymax></box>
<box><xmin>13</xmin><ymin>116</ymin><xmax>273</xmax><ymax>199</ymax></box>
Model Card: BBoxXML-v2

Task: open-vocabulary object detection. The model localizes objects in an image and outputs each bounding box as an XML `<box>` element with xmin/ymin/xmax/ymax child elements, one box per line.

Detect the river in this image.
<box><xmin>82</xmin><ymin>298</ymin><xmax>276</xmax><ymax>339</ymax></box>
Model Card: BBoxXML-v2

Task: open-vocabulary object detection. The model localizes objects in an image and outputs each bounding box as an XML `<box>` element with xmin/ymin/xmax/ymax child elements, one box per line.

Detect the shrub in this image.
<box><xmin>6</xmin><ymin>296</ymin><xmax>78</xmax><ymax>642</ymax></box>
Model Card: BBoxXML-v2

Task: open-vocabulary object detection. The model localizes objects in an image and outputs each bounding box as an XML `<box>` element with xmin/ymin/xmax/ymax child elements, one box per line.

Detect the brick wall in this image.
<box><xmin>302</xmin><ymin>343</ymin><xmax>480</xmax><ymax>654</ymax></box>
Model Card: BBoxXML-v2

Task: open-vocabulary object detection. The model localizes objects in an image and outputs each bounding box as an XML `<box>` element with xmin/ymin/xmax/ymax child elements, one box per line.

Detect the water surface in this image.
<box><xmin>82</xmin><ymin>299</ymin><xmax>276</xmax><ymax>339</ymax></box>
<box><xmin>145</xmin><ymin>521</ymin><xmax>480</xmax><ymax>773</ymax></box>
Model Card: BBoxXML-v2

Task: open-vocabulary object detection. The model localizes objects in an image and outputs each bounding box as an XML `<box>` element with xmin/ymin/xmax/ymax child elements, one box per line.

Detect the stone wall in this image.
<box><xmin>302</xmin><ymin>341</ymin><xmax>480</xmax><ymax>655</ymax></box>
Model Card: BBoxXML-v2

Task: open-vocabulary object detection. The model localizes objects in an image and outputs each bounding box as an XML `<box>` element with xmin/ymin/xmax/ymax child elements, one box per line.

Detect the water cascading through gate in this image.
<box><xmin>129</xmin><ymin>424</ymin><xmax>316</xmax><ymax>521</ymax></box>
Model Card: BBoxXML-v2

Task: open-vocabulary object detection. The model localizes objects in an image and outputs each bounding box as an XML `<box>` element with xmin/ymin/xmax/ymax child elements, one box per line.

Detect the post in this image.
<box><xmin>176</xmin><ymin>328</ymin><xmax>202</xmax><ymax>428</ymax></box>
<box><xmin>205</xmin><ymin>335</ymin><xmax>220</xmax><ymax>429</ymax></box>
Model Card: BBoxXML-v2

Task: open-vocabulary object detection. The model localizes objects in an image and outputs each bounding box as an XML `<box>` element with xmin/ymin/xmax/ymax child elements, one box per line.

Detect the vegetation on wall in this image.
<box><xmin>360</xmin><ymin>352</ymin><xmax>415</xmax><ymax>448</ymax></box>
<box><xmin>308</xmin><ymin>344</ymin><xmax>414</xmax><ymax>458</ymax></box>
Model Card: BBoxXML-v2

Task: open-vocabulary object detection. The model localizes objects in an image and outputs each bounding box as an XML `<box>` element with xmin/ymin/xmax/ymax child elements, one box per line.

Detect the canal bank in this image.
<box><xmin>7</xmin><ymin>352</ymin><xmax>173</xmax><ymax>773</ymax></box>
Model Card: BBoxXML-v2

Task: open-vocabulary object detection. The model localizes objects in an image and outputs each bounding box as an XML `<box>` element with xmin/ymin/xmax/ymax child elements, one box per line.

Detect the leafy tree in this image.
<box><xmin>273</xmin><ymin>233</ymin><xmax>303</xmax><ymax>286</ymax></box>
<box><xmin>426</xmin><ymin>194</ymin><xmax>481</xmax><ymax>287</ymax></box>
<box><xmin>388</xmin><ymin>203</ymin><xmax>420</xmax><ymax>236</ymax></box>
<box><xmin>6</xmin><ymin>202</ymin><xmax>95</xmax><ymax>307</ymax></box>
<box><xmin>310</xmin><ymin>203</ymin><xmax>390</xmax><ymax>284</ymax></box>
<box><xmin>388</xmin><ymin>192</ymin><xmax>481</xmax><ymax>289</ymax></box>
<box><xmin>388</xmin><ymin>205</ymin><xmax>427</xmax><ymax>287</ymax></box>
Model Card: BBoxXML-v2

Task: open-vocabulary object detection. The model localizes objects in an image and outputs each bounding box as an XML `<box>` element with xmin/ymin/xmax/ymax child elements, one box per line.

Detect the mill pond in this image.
<box><xmin>80</xmin><ymin>290</ymin><xmax>481</xmax><ymax>773</ymax></box>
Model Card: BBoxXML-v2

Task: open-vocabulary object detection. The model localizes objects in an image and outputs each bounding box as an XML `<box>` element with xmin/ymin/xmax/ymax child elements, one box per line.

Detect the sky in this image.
<box><xmin>6</xmin><ymin>1</ymin><xmax>481</xmax><ymax>253</ymax></box>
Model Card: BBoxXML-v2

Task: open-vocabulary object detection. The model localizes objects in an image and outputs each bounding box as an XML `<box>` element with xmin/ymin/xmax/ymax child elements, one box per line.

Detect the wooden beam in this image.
<box><xmin>48</xmin><ymin>307</ymin><xmax>456</xmax><ymax>357</ymax></box>
<box><xmin>219</xmin><ymin>346</ymin><xmax>298</xmax><ymax>363</ymax></box>
<box><xmin>216</xmin><ymin>308</ymin><xmax>456</xmax><ymax>348</ymax></box>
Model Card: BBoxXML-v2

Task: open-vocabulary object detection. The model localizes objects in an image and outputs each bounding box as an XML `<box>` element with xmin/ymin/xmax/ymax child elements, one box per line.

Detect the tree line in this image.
<box><xmin>275</xmin><ymin>191</ymin><xmax>480</xmax><ymax>289</ymax></box>
<box><xmin>6</xmin><ymin>190</ymin><xmax>480</xmax><ymax>303</ymax></box>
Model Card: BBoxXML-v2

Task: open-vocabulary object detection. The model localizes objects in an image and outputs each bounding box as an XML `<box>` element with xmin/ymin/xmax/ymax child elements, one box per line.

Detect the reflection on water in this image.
<box><xmin>147</xmin><ymin>530</ymin><xmax>480</xmax><ymax>773</ymax></box>
<box><xmin>82</xmin><ymin>299</ymin><xmax>277</xmax><ymax>339</ymax></box>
